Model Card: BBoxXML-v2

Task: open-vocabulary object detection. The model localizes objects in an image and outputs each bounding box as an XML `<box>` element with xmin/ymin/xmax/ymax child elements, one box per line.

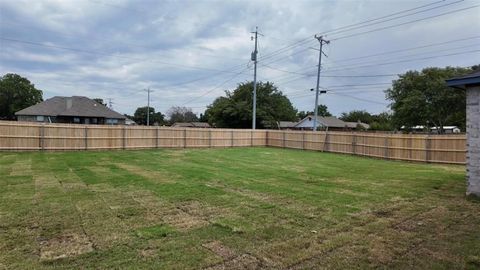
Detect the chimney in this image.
<box><xmin>66</xmin><ymin>97</ymin><xmax>72</xmax><ymax>109</ymax></box>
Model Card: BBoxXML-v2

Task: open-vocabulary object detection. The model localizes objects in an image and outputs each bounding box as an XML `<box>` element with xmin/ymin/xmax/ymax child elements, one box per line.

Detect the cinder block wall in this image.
<box><xmin>467</xmin><ymin>86</ymin><xmax>480</xmax><ymax>197</ymax></box>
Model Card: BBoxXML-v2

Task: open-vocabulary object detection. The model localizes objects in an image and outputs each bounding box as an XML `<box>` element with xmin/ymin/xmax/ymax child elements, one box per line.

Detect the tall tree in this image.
<box><xmin>386</xmin><ymin>66</ymin><xmax>476</xmax><ymax>132</ymax></box>
<box><xmin>204</xmin><ymin>81</ymin><xmax>297</xmax><ymax>128</ymax></box>
<box><xmin>296</xmin><ymin>104</ymin><xmax>331</xmax><ymax>120</ymax></box>
<box><xmin>167</xmin><ymin>106</ymin><xmax>198</xmax><ymax>124</ymax></box>
<box><xmin>0</xmin><ymin>73</ymin><xmax>43</xmax><ymax>120</ymax></box>
<box><xmin>340</xmin><ymin>110</ymin><xmax>373</xmax><ymax>123</ymax></box>
<box><xmin>315</xmin><ymin>104</ymin><xmax>332</xmax><ymax>117</ymax></box>
<box><xmin>133</xmin><ymin>106</ymin><xmax>165</xmax><ymax>125</ymax></box>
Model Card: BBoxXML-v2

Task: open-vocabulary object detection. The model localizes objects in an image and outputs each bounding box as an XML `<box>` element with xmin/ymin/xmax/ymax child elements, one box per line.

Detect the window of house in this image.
<box><xmin>74</xmin><ymin>117</ymin><xmax>80</xmax><ymax>123</ymax></box>
<box><xmin>36</xmin><ymin>116</ymin><xmax>44</xmax><ymax>122</ymax></box>
<box><xmin>106</xmin><ymin>119</ymin><xmax>118</xmax><ymax>125</ymax></box>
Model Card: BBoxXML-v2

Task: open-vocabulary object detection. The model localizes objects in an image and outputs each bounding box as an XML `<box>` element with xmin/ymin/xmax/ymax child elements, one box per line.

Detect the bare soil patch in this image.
<box><xmin>39</xmin><ymin>232</ymin><xmax>93</xmax><ymax>261</ymax></box>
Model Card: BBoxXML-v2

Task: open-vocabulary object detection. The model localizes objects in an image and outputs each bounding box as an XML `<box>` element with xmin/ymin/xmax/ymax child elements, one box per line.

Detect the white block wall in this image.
<box><xmin>467</xmin><ymin>86</ymin><xmax>480</xmax><ymax>197</ymax></box>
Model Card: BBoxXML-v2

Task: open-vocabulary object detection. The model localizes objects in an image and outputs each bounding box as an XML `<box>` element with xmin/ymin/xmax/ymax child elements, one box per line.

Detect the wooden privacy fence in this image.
<box><xmin>266</xmin><ymin>130</ymin><xmax>466</xmax><ymax>164</ymax></box>
<box><xmin>0</xmin><ymin>121</ymin><xmax>466</xmax><ymax>164</ymax></box>
<box><xmin>0</xmin><ymin>121</ymin><xmax>266</xmax><ymax>151</ymax></box>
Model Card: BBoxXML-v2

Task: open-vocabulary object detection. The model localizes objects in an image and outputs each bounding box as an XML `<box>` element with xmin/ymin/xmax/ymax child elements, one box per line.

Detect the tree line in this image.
<box><xmin>1</xmin><ymin>64</ymin><xmax>478</xmax><ymax>132</ymax></box>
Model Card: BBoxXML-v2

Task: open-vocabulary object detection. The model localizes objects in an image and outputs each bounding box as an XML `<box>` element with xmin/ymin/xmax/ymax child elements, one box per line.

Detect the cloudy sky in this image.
<box><xmin>1</xmin><ymin>0</ymin><xmax>479</xmax><ymax>117</ymax></box>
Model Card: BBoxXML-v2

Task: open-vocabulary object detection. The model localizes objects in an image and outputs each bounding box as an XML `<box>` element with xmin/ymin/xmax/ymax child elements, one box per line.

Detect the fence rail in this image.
<box><xmin>0</xmin><ymin>121</ymin><xmax>466</xmax><ymax>164</ymax></box>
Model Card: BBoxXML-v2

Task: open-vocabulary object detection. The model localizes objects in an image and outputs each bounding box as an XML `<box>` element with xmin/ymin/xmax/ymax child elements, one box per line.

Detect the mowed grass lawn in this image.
<box><xmin>1</xmin><ymin>148</ymin><xmax>479</xmax><ymax>269</ymax></box>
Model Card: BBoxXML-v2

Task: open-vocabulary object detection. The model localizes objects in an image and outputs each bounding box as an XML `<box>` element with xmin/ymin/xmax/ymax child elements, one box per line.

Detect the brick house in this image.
<box><xmin>447</xmin><ymin>70</ymin><xmax>480</xmax><ymax>197</ymax></box>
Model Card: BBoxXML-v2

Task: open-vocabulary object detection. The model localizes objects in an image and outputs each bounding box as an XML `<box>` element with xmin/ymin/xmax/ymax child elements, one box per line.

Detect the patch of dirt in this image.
<box><xmin>114</xmin><ymin>163</ymin><xmax>177</xmax><ymax>183</ymax></box>
<box><xmin>139</xmin><ymin>247</ymin><xmax>157</xmax><ymax>258</ymax></box>
<box><xmin>205</xmin><ymin>254</ymin><xmax>263</xmax><ymax>270</ymax></box>
<box><xmin>202</xmin><ymin>241</ymin><xmax>236</xmax><ymax>259</ymax></box>
<box><xmin>163</xmin><ymin>209</ymin><xmax>209</xmax><ymax>231</ymax></box>
<box><xmin>39</xmin><ymin>232</ymin><xmax>93</xmax><ymax>261</ymax></box>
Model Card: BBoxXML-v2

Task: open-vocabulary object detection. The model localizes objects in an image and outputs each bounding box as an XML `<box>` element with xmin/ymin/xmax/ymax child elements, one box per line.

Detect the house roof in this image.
<box><xmin>172</xmin><ymin>122</ymin><xmax>211</xmax><ymax>128</ymax></box>
<box><xmin>295</xmin><ymin>115</ymin><xmax>346</xmax><ymax>128</ymax></box>
<box><xmin>278</xmin><ymin>121</ymin><xmax>297</xmax><ymax>128</ymax></box>
<box><xmin>15</xmin><ymin>96</ymin><xmax>126</xmax><ymax>119</ymax></box>
<box><xmin>446</xmin><ymin>70</ymin><xmax>480</xmax><ymax>89</ymax></box>
<box><xmin>345</xmin><ymin>121</ymin><xmax>370</xmax><ymax>129</ymax></box>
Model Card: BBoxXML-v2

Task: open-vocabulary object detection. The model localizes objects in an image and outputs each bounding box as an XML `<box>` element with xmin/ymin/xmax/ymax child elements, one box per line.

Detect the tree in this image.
<box><xmin>385</xmin><ymin>66</ymin><xmax>476</xmax><ymax>132</ymax></box>
<box><xmin>315</xmin><ymin>104</ymin><xmax>332</xmax><ymax>117</ymax></box>
<box><xmin>167</xmin><ymin>106</ymin><xmax>198</xmax><ymax>124</ymax></box>
<box><xmin>204</xmin><ymin>81</ymin><xmax>297</xmax><ymax>128</ymax></box>
<box><xmin>370</xmin><ymin>112</ymin><xmax>394</xmax><ymax>131</ymax></box>
<box><xmin>340</xmin><ymin>110</ymin><xmax>373</xmax><ymax>123</ymax></box>
<box><xmin>93</xmin><ymin>98</ymin><xmax>107</xmax><ymax>106</ymax></box>
<box><xmin>296</xmin><ymin>104</ymin><xmax>331</xmax><ymax>120</ymax></box>
<box><xmin>0</xmin><ymin>73</ymin><xmax>43</xmax><ymax>120</ymax></box>
<box><xmin>133</xmin><ymin>106</ymin><xmax>165</xmax><ymax>125</ymax></box>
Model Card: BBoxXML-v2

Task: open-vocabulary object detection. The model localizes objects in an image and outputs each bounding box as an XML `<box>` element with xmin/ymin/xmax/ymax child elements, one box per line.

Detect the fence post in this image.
<box><xmin>84</xmin><ymin>126</ymin><xmax>88</xmax><ymax>150</ymax></box>
<box><xmin>384</xmin><ymin>134</ymin><xmax>389</xmax><ymax>159</ymax></box>
<box><xmin>266</xmin><ymin>130</ymin><xmax>269</xmax><ymax>147</ymax></box>
<box><xmin>425</xmin><ymin>134</ymin><xmax>431</xmax><ymax>162</ymax></box>
<box><xmin>302</xmin><ymin>131</ymin><xmax>306</xmax><ymax>150</ymax></box>
<box><xmin>323</xmin><ymin>131</ymin><xmax>329</xmax><ymax>152</ymax></box>
<box><xmin>283</xmin><ymin>131</ymin><xmax>286</xmax><ymax>148</ymax></box>
<box><xmin>251</xmin><ymin>130</ymin><xmax>254</xmax><ymax>146</ymax></box>
<box><xmin>156</xmin><ymin>127</ymin><xmax>159</xmax><ymax>148</ymax></box>
<box><xmin>352</xmin><ymin>132</ymin><xmax>356</xmax><ymax>155</ymax></box>
<box><xmin>183</xmin><ymin>129</ymin><xmax>187</xmax><ymax>148</ymax></box>
<box><xmin>209</xmin><ymin>129</ymin><xmax>212</xmax><ymax>148</ymax></box>
<box><xmin>39</xmin><ymin>124</ymin><xmax>45</xmax><ymax>151</ymax></box>
<box><xmin>231</xmin><ymin>130</ymin><xmax>234</xmax><ymax>147</ymax></box>
<box><xmin>123</xmin><ymin>126</ymin><xmax>126</xmax><ymax>150</ymax></box>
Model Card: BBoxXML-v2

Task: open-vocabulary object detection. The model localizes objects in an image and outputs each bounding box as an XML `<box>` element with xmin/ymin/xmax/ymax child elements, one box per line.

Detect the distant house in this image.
<box><xmin>345</xmin><ymin>121</ymin><xmax>370</xmax><ymax>130</ymax></box>
<box><xmin>277</xmin><ymin>121</ymin><xmax>297</xmax><ymax>130</ymax></box>
<box><xmin>15</xmin><ymin>96</ymin><xmax>126</xmax><ymax>125</ymax></box>
<box><xmin>171</xmin><ymin>122</ymin><xmax>211</xmax><ymax>128</ymax></box>
<box><xmin>125</xmin><ymin>118</ymin><xmax>137</xmax><ymax>125</ymax></box>
<box><xmin>400</xmin><ymin>125</ymin><xmax>461</xmax><ymax>134</ymax></box>
<box><xmin>294</xmin><ymin>115</ymin><xmax>369</xmax><ymax>131</ymax></box>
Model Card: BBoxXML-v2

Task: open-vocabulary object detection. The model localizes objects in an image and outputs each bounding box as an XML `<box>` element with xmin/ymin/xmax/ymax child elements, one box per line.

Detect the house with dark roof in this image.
<box><xmin>15</xmin><ymin>96</ymin><xmax>126</xmax><ymax>125</ymax></box>
<box><xmin>277</xmin><ymin>121</ymin><xmax>297</xmax><ymax>130</ymax></box>
<box><xmin>294</xmin><ymin>115</ymin><xmax>369</xmax><ymax>131</ymax></box>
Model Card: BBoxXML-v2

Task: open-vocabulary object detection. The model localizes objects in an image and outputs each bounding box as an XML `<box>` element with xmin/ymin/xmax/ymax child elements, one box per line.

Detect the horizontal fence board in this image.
<box><xmin>0</xmin><ymin>121</ymin><xmax>466</xmax><ymax>164</ymax></box>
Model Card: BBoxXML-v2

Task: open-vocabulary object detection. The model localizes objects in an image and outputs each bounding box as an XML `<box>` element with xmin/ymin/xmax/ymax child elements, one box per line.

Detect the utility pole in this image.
<box><xmin>144</xmin><ymin>88</ymin><xmax>153</xmax><ymax>126</ymax></box>
<box><xmin>313</xmin><ymin>35</ymin><xmax>329</xmax><ymax>131</ymax></box>
<box><xmin>251</xmin><ymin>26</ymin><xmax>259</xmax><ymax>130</ymax></box>
<box><xmin>107</xmin><ymin>98</ymin><xmax>113</xmax><ymax>109</ymax></box>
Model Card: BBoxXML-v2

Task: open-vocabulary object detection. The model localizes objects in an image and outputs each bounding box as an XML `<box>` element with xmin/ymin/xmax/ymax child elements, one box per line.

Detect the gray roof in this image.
<box><xmin>295</xmin><ymin>115</ymin><xmax>347</xmax><ymax>128</ymax></box>
<box><xmin>345</xmin><ymin>121</ymin><xmax>370</xmax><ymax>129</ymax></box>
<box><xmin>172</xmin><ymin>122</ymin><xmax>211</xmax><ymax>128</ymax></box>
<box><xmin>15</xmin><ymin>96</ymin><xmax>126</xmax><ymax>119</ymax></box>
<box><xmin>278</xmin><ymin>121</ymin><xmax>297</xmax><ymax>128</ymax></box>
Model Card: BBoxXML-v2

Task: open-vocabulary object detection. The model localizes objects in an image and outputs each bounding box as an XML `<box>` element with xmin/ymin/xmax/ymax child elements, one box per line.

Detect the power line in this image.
<box><xmin>181</xmin><ymin>66</ymin><xmax>250</xmax><ymax>106</ymax></box>
<box><xmin>0</xmin><ymin>37</ymin><xmax>251</xmax><ymax>75</ymax></box>
<box><xmin>329</xmin><ymin>43</ymin><xmax>480</xmax><ymax>69</ymax></box>
<box><xmin>324</xmin><ymin>49</ymin><xmax>480</xmax><ymax>72</ymax></box>
<box><xmin>330</xmin><ymin>4</ymin><xmax>480</xmax><ymax>41</ymax></box>
<box><xmin>332</xmin><ymin>35</ymin><xmax>480</xmax><ymax>63</ymax></box>
<box><xmin>324</xmin><ymin>0</ymin><xmax>464</xmax><ymax>37</ymax></box>
<box><xmin>328</xmin><ymin>91</ymin><xmax>389</xmax><ymax>105</ymax></box>
<box><xmin>318</xmin><ymin>0</ymin><xmax>447</xmax><ymax>36</ymax></box>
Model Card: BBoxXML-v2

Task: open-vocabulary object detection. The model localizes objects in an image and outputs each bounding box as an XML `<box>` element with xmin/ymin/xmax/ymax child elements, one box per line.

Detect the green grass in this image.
<box><xmin>0</xmin><ymin>147</ymin><xmax>479</xmax><ymax>269</ymax></box>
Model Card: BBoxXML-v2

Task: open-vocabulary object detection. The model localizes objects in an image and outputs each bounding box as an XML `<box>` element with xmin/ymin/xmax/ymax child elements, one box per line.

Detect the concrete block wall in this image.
<box><xmin>466</xmin><ymin>86</ymin><xmax>480</xmax><ymax>197</ymax></box>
